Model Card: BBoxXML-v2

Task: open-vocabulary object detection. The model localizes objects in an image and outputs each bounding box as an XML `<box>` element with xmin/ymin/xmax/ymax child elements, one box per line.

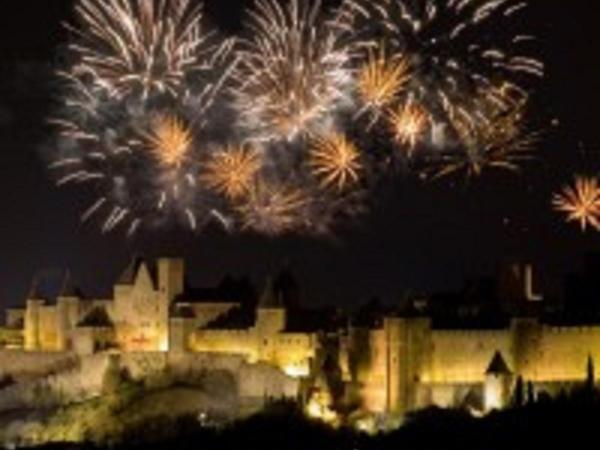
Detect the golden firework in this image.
<box><xmin>309</xmin><ymin>133</ymin><xmax>362</xmax><ymax>192</ymax></box>
<box><xmin>388</xmin><ymin>103</ymin><xmax>429</xmax><ymax>151</ymax></box>
<box><xmin>553</xmin><ymin>176</ymin><xmax>600</xmax><ymax>232</ymax></box>
<box><xmin>237</xmin><ymin>181</ymin><xmax>309</xmax><ymax>235</ymax></box>
<box><xmin>357</xmin><ymin>47</ymin><xmax>411</xmax><ymax>119</ymax></box>
<box><xmin>429</xmin><ymin>89</ymin><xmax>536</xmax><ymax>179</ymax></box>
<box><xmin>145</xmin><ymin>115</ymin><xmax>193</xmax><ymax>169</ymax></box>
<box><xmin>201</xmin><ymin>146</ymin><xmax>262</xmax><ymax>200</ymax></box>
<box><xmin>232</xmin><ymin>0</ymin><xmax>352</xmax><ymax>142</ymax></box>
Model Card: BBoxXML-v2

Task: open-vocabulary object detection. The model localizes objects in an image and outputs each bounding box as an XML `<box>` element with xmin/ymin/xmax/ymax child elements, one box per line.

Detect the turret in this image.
<box><xmin>255</xmin><ymin>277</ymin><xmax>286</xmax><ymax>335</ymax></box>
<box><xmin>24</xmin><ymin>298</ymin><xmax>44</xmax><ymax>351</ymax></box>
<box><xmin>169</xmin><ymin>306</ymin><xmax>195</xmax><ymax>353</ymax></box>
<box><xmin>158</xmin><ymin>258</ymin><xmax>185</xmax><ymax>302</ymax></box>
<box><xmin>381</xmin><ymin>316</ymin><xmax>432</xmax><ymax>416</ymax></box>
<box><xmin>56</xmin><ymin>272</ymin><xmax>83</xmax><ymax>351</ymax></box>
<box><xmin>24</xmin><ymin>274</ymin><xmax>48</xmax><ymax>351</ymax></box>
<box><xmin>484</xmin><ymin>351</ymin><xmax>513</xmax><ymax>412</ymax></box>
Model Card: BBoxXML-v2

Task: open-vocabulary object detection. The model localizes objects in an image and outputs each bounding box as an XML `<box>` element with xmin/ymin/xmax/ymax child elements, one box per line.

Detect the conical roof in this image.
<box><xmin>273</xmin><ymin>265</ymin><xmax>300</xmax><ymax>307</ymax></box>
<box><xmin>78</xmin><ymin>307</ymin><xmax>113</xmax><ymax>328</ymax></box>
<box><xmin>117</xmin><ymin>257</ymin><xmax>157</xmax><ymax>286</ymax></box>
<box><xmin>59</xmin><ymin>271</ymin><xmax>83</xmax><ymax>298</ymax></box>
<box><xmin>259</xmin><ymin>277</ymin><xmax>284</xmax><ymax>308</ymax></box>
<box><xmin>29</xmin><ymin>269</ymin><xmax>81</xmax><ymax>301</ymax></box>
<box><xmin>486</xmin><ymin>351</ymin><xmax>512</xmax><ymax>375</ymax></box>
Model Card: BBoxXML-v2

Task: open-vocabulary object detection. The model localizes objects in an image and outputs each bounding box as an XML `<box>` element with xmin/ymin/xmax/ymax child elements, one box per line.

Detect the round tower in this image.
<box><xmin>484</xmin><ymin>351</ymin><xmax>513</xmax><ymax>412</ymax></box>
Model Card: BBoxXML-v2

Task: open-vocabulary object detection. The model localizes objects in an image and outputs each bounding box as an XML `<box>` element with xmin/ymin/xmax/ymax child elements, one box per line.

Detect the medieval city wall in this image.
<box><xmin>0</xmin><ymin>353</ymin><xmax>109</xmax><ymax>413</ymax></box>
<box><xmin>0</xmin><ymin>350</ymin><xmax>300</xmax><ymax>417</ymax></box>
<box><xmin>0</xmin><ymin>350</ymin><xmax>78</xmax><ymax>381</ymax></box>
<box><xmin>128</xmin><ymin>351</ymin><xmax>300</xmax><ymax>412</ymax></box>
<box><xmin>190</xmin><ymin>329</ymin><xmax>259</xmax><ymax>360</ymax></box>
<box><xmin>521</xmin><ymin>325</ymin><xmax>600</xmax><ymax>382</ymax></box>
<box><xmin>427</xmin><ymin>329</ymin><xmax>514</xmax><ymax>384</ymax></box>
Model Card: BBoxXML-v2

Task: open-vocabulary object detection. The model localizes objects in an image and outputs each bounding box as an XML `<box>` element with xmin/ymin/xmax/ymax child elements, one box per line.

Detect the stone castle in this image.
<box><xmin>1</xmin><ymin>257</ymin><xmax>600</xmax><ymax>423</ymax></box>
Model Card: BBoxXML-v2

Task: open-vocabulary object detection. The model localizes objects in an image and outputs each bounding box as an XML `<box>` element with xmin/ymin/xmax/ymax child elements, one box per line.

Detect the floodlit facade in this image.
<box><xmin>2</xmin><ymin>259</ymin><xmax>600</xmax><ymax>420</ymax></box>
<box><xmin>6</xmin><ymin>258</ymin><xmax>318</xmax><ymax>381</ymax></box>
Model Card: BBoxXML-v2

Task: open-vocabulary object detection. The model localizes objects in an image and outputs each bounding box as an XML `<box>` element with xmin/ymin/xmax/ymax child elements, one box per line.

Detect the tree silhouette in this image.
<box><xmin>513</xmin><ymin>376</ymin><xmax>524</xmax><ymax>407</ymax></box>
<box><xmin>527</xmin><ymin>381</ymin><xmax>535</xmax><ymax>405</ymax></box>
<box><xmin>586</xmin><ymin>355</ymin><xmax>595</xmax><ymax>392</ymax></box>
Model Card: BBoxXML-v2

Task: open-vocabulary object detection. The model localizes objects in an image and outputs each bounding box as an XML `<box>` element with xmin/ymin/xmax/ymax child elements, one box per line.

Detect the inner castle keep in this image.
<box><xmin>2</xmin><ymin>257</ymin><xmax>600</xmax><ymax>420</ymax></box>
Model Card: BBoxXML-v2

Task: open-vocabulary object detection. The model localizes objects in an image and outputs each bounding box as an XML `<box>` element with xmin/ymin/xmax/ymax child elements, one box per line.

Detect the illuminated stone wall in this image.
<box><xmin>351</xmin><ymin>319</ymin><xmax>432</xmax><ymax>415</ymax></box>
<box><xmin>0</xmin><ymin>350</ymin><xmax>300</xmax><ymax>418</ymax></box>
<box><xmin>355</xmin><ymin>318</ymin><xmax>600</xmax><ymax>416</ymax></box>
<box><xmin>261</xmin><ymin>332</ymin><xmax>317</xmax><ymax>378</ymax></box>
<box><xmin>0</xmin><ymin>350</ymin><xmax>78</xmax><ymax>381</ymax></box>
<box><xmin>0</xmin><ymin>327</ymin><xmax>23</xmax><ymax>349</ymax></box>
<box><xmin>520</xmin><ymin>324</ymin><xmax>600</xmax><ymax>382</ymax></box>
<box><xmin>189</xmin><ymin>327</ymin><xmax>317</xmax><ymax>378</ymax></box>
<box><xmin>36</xmin><ymin>306</ymin><xmax>60</xmax><ymax>351</ymax></box>
<box><xmin>0</xmin><ymin>353</ymin><xmax>109</xmax><ymax>414</ymax></box>
<box><xmin>427</xmin><ymin>329</ymin><xmax>514</xmax><ymax>384</ymax></box>
<box><xmin>187</xmin><ymin>302</ymin><xmax>318</xmax><ymax>378</ymax></box>
<box><xmin>191</xmin><ymin>329</ymin><xmax>259</xmax><ymax>359</ymax></box>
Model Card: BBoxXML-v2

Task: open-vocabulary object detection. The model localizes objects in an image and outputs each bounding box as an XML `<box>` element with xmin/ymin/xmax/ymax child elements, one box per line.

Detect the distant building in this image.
<box><xmin>2</xmin><ymin>258</ymin><xmax>600</xmax><ymax>421</ymax></box>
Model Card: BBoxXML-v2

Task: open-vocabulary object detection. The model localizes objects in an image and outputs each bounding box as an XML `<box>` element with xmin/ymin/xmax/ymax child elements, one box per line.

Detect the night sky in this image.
<box><xmin>0</xmin><ymin>0</ymin><xmax>598</xmax><ymax>310</ymax></box>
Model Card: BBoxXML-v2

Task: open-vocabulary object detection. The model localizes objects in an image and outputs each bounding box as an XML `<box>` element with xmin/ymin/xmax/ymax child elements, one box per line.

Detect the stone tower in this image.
<box><xmin>113</xmin><ymin>257</ymin><xmax>185</xmax><ymax>352</ymax></box>
<box><xmin>157</xmin><ymin>258</ymin><xmax>185</xmax><ymax>301</ymax></box>
<box><xmin>157</xmin><ymin>258</ymin><xmax>185</xmax><ymax>351</ymax></box>
<box><xmin>380</xmin><ymin>317</ymin><xmax>432</xmax><ymax>416</ymax></box>
<box><xmin>169</xmin><ymin>306</ymin><xmax>195</xmax><ymax>353</ymax></box>
<box><xmin>24</xmin><ymin>275</ymin><xmax>48</xmax><ymax>351</ymax></box>
<box><xmin>255</xmin><ymin>277</ymin><xmax>286</xmax><ymax>335</ymax></box>
<box><xmin>56</xmin><ymin>272</ymin><xmax>82</xmax><ymax>351</ymax></box>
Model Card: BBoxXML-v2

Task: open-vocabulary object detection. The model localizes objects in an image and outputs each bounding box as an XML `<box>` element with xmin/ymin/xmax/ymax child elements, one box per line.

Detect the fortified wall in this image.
<box><xmin>0</xmin><ymin>349</ymin><xmax>300</xmax><ymax>417</ymax></box>
<box><xmin>347</xmin><ymin>316</ymin><xmax>600</xmax><ymax>417</ymax></box>
<box><xmin>3</xmin><ymin>258</ymin><xmax>600</xmax><ymax>423</ymax></box>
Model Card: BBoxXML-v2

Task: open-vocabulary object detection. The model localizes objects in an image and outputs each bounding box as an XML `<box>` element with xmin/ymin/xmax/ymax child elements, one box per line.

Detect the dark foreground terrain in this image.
<box><xmin>17</xmin><ymin>389</ymin><xmax>600</xmax><ymax>450</ymax></box>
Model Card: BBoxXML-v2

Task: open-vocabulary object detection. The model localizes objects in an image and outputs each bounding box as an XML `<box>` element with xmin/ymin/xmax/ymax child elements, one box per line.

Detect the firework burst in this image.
<box><xmin>348</xmin><ymin>0</ymin><xmax>543</xmax><ymax>138</ymax></box>
<box><xmin>201</xmin><ymin>145</ymin><xmax>263</xmax><ymax>200</ymax></box>
<box><xmin>388</xmin><ymin>102</ymin><xmax>429</xmax><ymax>152</ymax></box>
<box><xmin>49</xmin><ymin>0</ymin><xmax>237</xmax><ymax>235</ymax></box>
<box><xmin>356</xmin><ymin>46</ymin><xmax>411</xmax><ymax>125</ymax></box>
<box><xmin>428</xmin><ymin>90</ymin><xmax>537</xmax><ymax>179</ymax></box>
<box><xmin>553</xmin><ymin>177</ymin><xmax>600</xmax><ymax>232</ymax></box>
<box><xmin>309</xmin><ymin>133</ymin><xmax>363</xmax><ymax>191</ymax></box>
<box><xmin>143</xmin><ymin>114</ymin><xmax>193</xmax><ymax>169</ymax></box>
<box><xmin>232</xmin><ymin>0</ymin><xmax>354</xmax><ymax>142</ymax></box>
<box><xmin>237</xmin><ymin>181</ymin><xmax>310</xmax><ymax>235</ymax></box>
<box><xmin>47</xmin><ymin>0</ymin><xmax>547</xmax><ymax>238</ymax></box>
<box><xmin>68</xmin><ymin>0</ymin><xmax>232</xmax><ymax>100</ymax></box>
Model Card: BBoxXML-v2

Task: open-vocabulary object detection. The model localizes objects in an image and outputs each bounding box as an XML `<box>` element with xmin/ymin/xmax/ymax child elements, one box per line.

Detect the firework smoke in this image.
<box><xmin>47</xmin><ymin>0</ymin><xmax>546</xmax><ymax>237</ymax></box>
